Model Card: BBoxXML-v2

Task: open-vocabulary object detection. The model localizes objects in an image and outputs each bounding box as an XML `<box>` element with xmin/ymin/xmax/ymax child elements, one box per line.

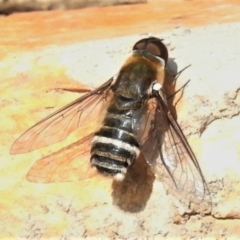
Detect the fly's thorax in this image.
<box><xmin>110</xmin><ymin>54</ymin><xmax>165</xmax><ymax>111</ymax></box>
<box><xmin>121</xmin><ymin>51</ymin><xmax>165</xmax><ymax>84</ymax></box>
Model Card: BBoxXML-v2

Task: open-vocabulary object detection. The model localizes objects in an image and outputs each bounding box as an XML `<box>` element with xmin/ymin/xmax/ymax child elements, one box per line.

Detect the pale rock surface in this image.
<box><xmin>1</xmin><ymin>4</ymin><xmax>240</xmax><ymax>239</ymax></box>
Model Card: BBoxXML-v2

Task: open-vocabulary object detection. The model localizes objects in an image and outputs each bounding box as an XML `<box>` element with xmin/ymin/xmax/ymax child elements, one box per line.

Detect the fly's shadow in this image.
<box><xmin>112</xmin><ymin>153</ymin><xmax>155</xmax><ymax>212</ymax></box>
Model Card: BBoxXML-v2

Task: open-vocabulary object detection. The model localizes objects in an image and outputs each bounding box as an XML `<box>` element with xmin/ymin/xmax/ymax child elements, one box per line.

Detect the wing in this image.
<box><xmin>133</xmin><ymin>90</ymin><xmax>210</xmax><ymax>204</ymax></box>
<box><xmin>26</xmin><ymin>133</ymin><xmax>98</xmax><ymax>183</ymax></box>
<box><xmin>11</xmin><ymin>78</ymin><xmax>113</xmax><ymax>154</ymax></box>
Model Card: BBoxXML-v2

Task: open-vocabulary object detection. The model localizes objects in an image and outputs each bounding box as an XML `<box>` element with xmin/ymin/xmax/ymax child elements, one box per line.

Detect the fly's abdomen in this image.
<box><xmin>91</xmin><ymin>112</ymin><xmax>139</xmax><ymax>179</ymax></box>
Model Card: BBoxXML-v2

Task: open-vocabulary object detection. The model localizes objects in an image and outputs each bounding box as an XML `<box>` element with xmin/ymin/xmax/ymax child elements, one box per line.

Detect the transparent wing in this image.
<box><xmin>26</xmin><ymin>134</ymin><xmax>98</xmax><ymax>183</ymax></box>
<box><xmin>11</xmin><ymin>78</ymin><xmax>113</xmax><ymax>154</ymax></box>
<box><xmin>133</xmin><ymin>92</ymin><xmax>210</xmax><ymax>204</ymax></box>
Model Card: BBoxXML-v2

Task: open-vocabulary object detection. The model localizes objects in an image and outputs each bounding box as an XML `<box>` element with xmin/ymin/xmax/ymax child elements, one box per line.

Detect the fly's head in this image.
<box><xmin>132</xmin><ymin>37</ymin><xmax>168</xmax><ymax>65</ymax></box>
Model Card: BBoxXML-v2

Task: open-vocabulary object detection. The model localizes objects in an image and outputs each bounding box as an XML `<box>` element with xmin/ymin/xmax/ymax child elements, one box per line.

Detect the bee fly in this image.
<box><xmin>10</xmin><ymin>37</ymin><xmax>210</xmax><ymax>204</ymax></box>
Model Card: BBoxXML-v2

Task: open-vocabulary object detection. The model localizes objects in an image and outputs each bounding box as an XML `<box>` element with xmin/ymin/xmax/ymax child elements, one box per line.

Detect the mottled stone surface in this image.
<box><xmin>0</xmin><ymin>0</ymin><xmax>146</xmax><ymax>15</ymax></box>
<box><xmin>1</xmin><ymin>1</ymin><xmax>240</xmax><ymax>239</ymax></box>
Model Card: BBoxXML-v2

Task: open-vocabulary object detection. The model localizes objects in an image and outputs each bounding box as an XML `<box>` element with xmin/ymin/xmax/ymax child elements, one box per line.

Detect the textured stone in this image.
<box><xmin>0</xmin><ymin>0</ymin><xmax>146</xmax><ymax>14</ymax></box>
<box><xmin>1</xmin><ymin>0</ymin><xmax>240</xmax><ymax>239</ymax></box>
